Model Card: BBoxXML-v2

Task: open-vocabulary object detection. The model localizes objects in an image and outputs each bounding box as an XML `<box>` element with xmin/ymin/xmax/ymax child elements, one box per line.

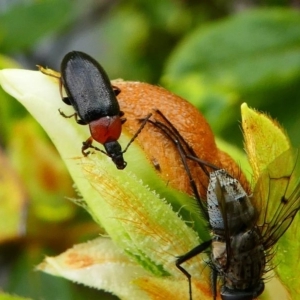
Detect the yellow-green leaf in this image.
<box><xmin>241</xmin><ymin>103</ymin><xmax>290</xmax><ymax>181</ymax></box>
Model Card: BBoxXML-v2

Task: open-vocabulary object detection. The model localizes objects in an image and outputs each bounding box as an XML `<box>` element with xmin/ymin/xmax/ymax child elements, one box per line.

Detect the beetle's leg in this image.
<box><xmin>37</xmin><ymin>65</ymin><xmax>61</xmax><ymax>78</ymax></box>
<box><xmin>57</xmin><ymin>79</ymin><xmax>73</xmax><ymax>106</ymax></box>
<box><xmin>119</xmin><ymin>111</ymin><xmax>127</xmax><ymax>124</ymax></box>
<box><xmin>122</xmin><ymin>113</ymin><xmax>152</xmax><ymax>153</ymax></box>
<box><xmin>61</xmin><ymin>97</ymin><xmax>72</xmax><ymax>105</ymax></box>
<box><xmin>176</xmin><ymin>240</ymin><xmax>212</xmax><ymax>300</ymax></box>
<box><xmin>58</xmin><ymin>108</ymin><xmax>75</xmax><ymax>119</ymax></box>
<box><xmin>112</xmin><ymin>85</ymin><xmax>121</xmax><ymax>96</ymax></box>
<box><xmin>119</xmin><ymin>110</ymin><xmax>125</xmax><ymax>116</ymax></box>
<box><xmin>82</xmin><ymin>137</ymin><xmax>107</xmax><ymax>157</ymax></box>
<box><xmin>62</xmin><ymin>97</ymin><xmax>71</xmax><ymax>105</ymax></box>
<box><xmin>82</xmin><ymin>137</ymin><xmax>94</xmax><ymax>156</ymax></box>
<box><xmin>81</xmin><ymin>137</ymin><xmax>93</xmax><ymax>156</ymax></box>
<box><xmin>58</xmin><ymin>109</ymin><xmax>86</xmax><ymax>125</ymax></box>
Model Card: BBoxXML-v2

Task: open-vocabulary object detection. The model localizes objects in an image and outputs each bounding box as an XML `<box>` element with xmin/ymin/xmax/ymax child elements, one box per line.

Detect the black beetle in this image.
<box><xmin>39</xmin><ymin>51</ymin><xmax>150</xmax><ymax>169</ymax></box>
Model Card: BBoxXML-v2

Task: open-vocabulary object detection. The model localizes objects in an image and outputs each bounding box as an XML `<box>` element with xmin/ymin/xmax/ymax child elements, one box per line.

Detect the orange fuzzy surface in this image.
<box><xmin>114</xmin><ymin>81</ymin><xmax>249</xmax><ymax>197</ymax></box>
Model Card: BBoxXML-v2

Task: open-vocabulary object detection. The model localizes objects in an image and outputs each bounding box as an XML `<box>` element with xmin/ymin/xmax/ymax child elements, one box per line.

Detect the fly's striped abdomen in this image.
<box><xmin>212</xmin><ymin>228</ymin><xmax>265</xmax><ymax>292</ymax></box>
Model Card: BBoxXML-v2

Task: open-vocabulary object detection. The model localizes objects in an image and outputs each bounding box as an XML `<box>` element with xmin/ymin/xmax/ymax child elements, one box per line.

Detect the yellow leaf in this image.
<box><xmin>241</xmin><ymin>103</ymin><xmax>290</xmax><ymax>181</ymax></box>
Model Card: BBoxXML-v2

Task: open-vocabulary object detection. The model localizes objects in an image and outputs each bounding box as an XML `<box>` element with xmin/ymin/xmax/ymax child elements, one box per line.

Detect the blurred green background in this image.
<box><xmin>0</xmin><ymin>0</ymin><xmax>300</xmax><ymax>299</ymax></box>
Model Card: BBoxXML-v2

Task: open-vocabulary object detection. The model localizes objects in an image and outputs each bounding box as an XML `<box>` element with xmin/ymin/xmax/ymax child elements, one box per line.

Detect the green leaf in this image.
<box><xmin>8</xmin><ymin>117</ymin><xmax>76</xmax><ymax>223</ymax></box>
<box><xmin>0</xmin><ymin>54</ymin><xmax>25</xmax><ymax>144</ymax></box>
<box><xmin>254</xmin><ymin>148</ymin><xmax>300</xmax><ymax>299</ymax></box>
<box><xmin>241</xmin><ymin>103</ymin><xmax>290</xmax><ymax>180</ymax></box>
<box><xmin>242</xmin><ymin>104</ymin><xmax>300</xmax><ymax>299</ymax></box>
<box><xmin>0</xmin><ymin>293</ymin><xmax>32</xmax><ymax>300</ymax></box>
<box><xmin>0</xmin><ymin>54</ymin><xmax>20</xmax><ymax>69</ymax></box>
<box><xmin>37</xmin><ymin>237</ymin><xmax>211</xmax><ymax>300</ymax></box>
<box><xmin>0</xmin><ymin>69</ymin><xmax>206</xmax><ymax>279</ymax></box>
<box><xmin>162</xmin><ymin>8</ymin><xmax>300</xmax><ymax>145</ymax></box>
<box><xmin>0</xmin><ymin>0</ymin><xmax>73</xmax><ymax>52</ymax></box>
<box><xmin>215</xmin><ymin>136</ymin><xmax>251</xmax><ymax>180</ymax></box>
<box><xmin>0</xmin><ymin>148</ymin><xmax>26</xmax><ymax>243</ymax></box>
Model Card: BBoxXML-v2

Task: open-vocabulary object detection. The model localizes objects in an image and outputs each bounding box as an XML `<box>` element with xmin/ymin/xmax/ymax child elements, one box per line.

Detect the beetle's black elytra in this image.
<box><xmin>60</xmin><ymin>51</ymin><xmax>127</xmax><ymax>169</ymax></box>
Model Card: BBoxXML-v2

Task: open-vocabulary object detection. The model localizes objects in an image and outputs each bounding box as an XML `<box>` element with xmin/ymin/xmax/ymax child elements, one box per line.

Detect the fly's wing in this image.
<box><xmin>209</xmin><ymin>170</ymin><xmax>257</xmax><ymax>232</ymax></box>
<box><xmin>208</xmin><ymin>170</ymin><xmax>257</xmax><ymax>261</ymax></box>
<box><xmin>212</xmin><ymin>175</ymin><xmax>232</xmax><ymax>261</ymax></box>
<box><xmin>253</xmin><ymin>148</ymin><xmax>300</xmax><ymax>249</ymax></box>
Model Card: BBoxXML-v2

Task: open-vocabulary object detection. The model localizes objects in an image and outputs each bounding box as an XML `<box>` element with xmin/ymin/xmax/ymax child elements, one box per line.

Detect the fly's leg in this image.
<box><xmin>211</xmin><ymin>268</ymin><xmax>218</xmax><ymax>300</ymax></box>
<box><xmin>176</xmin><ymin>240</ymin><xmax>212</xmax><ymax>300</ymax></box>
<box><xmin>145</xmin><ymin>113</ymin><xmax>208</xmax><ymax>218</ymax></box>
